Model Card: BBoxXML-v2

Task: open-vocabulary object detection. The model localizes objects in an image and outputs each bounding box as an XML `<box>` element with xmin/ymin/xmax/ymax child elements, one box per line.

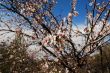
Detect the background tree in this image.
<box><xmin>0</xmin><ymin>34</ymin><xmax>41</xmax><ymax>73</ymax></box>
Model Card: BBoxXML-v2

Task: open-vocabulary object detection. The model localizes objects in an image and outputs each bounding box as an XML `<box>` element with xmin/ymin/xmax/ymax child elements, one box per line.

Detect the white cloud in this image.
<box><xmin>0</xmin><ymin>21</ymin><xmax>110</xmax><ymax>60</ymax></box>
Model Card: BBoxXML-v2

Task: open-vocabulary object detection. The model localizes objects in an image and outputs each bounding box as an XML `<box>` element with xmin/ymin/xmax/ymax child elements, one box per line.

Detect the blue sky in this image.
<box><xmin>0</xmin><ymin>0</ymin><xmax>109</xmax><ymax>25</ymax></box>
<box><xmin>53</xmin><ymin>0</ymin><xmax>109</xmax><ymax>25</ymax></box>
<box><xmin>53</xmin><ymin>0</ymin><xmax>88</xmax><ymax>25</ymax></box>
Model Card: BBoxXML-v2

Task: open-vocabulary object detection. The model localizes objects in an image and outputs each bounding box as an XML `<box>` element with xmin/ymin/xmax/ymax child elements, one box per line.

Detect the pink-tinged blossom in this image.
<box><xmin>41</xmin><ymin>29</ymin><xmax>67</xmax><ymax>46</ymax></box>
<box><xmin>41</xmin><ymin>36</ymin><xmax>50</xmax><ymax>46</ymax></box>
<box><xmin>73</xmin><ymin>11</ymin><xmax>79</xmax><ymax>16</ymax></box>
<box><xmin>57</xmin><ymin>30</ymin><xmax>65</xmax><ymax>38</ymax></box>
<box><xmin>41</xmin><ymin>35</ymin><xmax>57</xmax><ymax>46</ymax></box>
<box><xmin>87</xmin><ymin>12</ymin><xmax>93</xmax><ymax>22</ymax></box>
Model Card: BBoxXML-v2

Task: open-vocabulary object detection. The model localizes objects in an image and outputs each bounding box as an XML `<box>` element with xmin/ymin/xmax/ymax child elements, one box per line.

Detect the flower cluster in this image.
<box><xmin>41</xmin><ymin>29</ymin><xmax>66</xmax><ymax>46</ymax></box>
<box><xmin>41</xmin><ymin>28</ymin><xmax>68</xmax><ymax>53</ymax></box>
<box><xmin>41</xmin><ymin>34</ymin><xmax>56</xmax><ymax>46</ymax></box>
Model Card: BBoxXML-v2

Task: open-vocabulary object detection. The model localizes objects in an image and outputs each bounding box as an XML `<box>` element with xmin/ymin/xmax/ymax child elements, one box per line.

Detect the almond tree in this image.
<box><xmin>0</xmin><ymin>0</ymin><xmax>110</xmax><ymax>73</ymax></box>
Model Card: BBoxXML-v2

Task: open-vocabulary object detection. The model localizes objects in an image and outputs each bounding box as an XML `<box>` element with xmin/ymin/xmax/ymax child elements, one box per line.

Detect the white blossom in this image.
<box><xmin>73</xmin><ymin>11</ymin><xmax>79</xmax><ymax>16</ymax></box>
<box><xmin>57</xmin><ymin>30</ymin><xmax>65</xmax><ymax>37</ymax></box>
<box><xmin>41</xmin><ymin>36</ymin><xmax>50</xmax><ymax>46</ymax></box>
<box><xmin>54</xmin><ymin>58</ymin><xmax>59</xmax><ymax>62</ymax></box>
<box><xmin>63</xmin><ymin>17</ymin><xmax>66</xmax><ymax>23</ymax></box>
<box><xmin>68</xmin><ymin>12</ymin><xmax>73</xmax><ymax>18</ymax></box>
<box><xmin>87</xmin><ymin>12</ymin><xmax>92</xmax><ymax>22</ymax></box>
<box><xmin>41</xmin><ymin>34</ymin><xmax>57</xmax><ymax>46</ymax></box>
<box><xmin>89</xmin><ymin>2</ymin><xmax>93</xmax><ymax>6</ymax></box>
<box><xmin>42</xmin><ymin>62</ymin><xmax>49</xmax><ymax>70</ymax></box>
